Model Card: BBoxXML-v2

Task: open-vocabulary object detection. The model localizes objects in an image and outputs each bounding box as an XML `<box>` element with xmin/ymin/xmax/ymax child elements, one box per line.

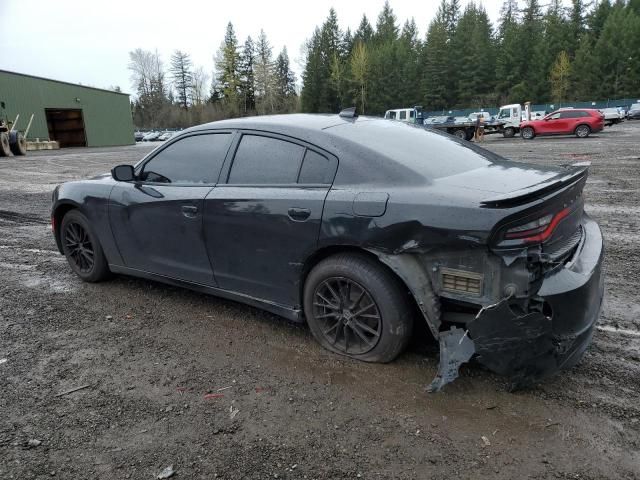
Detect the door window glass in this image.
<box><xmin>228</xmin><ymin>135</ymin><xmax>304</xmax><ymax>184</ymax></box>
<box><xmin>140</xmin><ymin>133</ymin><xmax>232</xmax><ymax>184</ymax></box>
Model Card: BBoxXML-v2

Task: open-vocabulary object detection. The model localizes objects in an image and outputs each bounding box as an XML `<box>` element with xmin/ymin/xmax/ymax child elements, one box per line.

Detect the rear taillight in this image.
<box><xmin>504</xmin><ymin>207</ymin><xmax>571</xmax><ymax>243</ymax></box>
<box><xmin>51</xmin><ymin>216</ymin><xmax>55</xmax><ymax>233</ymax></box>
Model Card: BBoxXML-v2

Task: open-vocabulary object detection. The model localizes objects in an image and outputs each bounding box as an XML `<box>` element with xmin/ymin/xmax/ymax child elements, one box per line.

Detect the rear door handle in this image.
<box><xmin>181</xmin><ymin>205</ymin><xmax>198</xmax><ymax>218</ymax></box>
<box><xmin>288</xmin><ymin>207</ymin><xmax>311</xmax><ymax>222</ymax></box>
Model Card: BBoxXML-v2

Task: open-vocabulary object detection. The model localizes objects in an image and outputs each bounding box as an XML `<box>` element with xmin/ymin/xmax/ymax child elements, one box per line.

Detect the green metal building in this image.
<box><xmin>0</xmin><ymin>69</ymin><xmax>134</xmax><ymax>147</ymax></box>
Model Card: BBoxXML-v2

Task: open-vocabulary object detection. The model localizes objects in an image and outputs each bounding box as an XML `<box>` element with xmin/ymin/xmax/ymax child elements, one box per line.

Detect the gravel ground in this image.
<box><xmin>0</xmin><ymin>124</ymin><xmax>639</xmax><ymax>480</ymax></box>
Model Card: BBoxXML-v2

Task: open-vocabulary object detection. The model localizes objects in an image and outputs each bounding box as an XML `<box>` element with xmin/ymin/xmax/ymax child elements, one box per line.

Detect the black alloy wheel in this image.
<box><xmin>304</xmin><ymin>253</ymin><xmax>414</xmax><ymax>363</ymax></box>
<box><xmin>64</xmin><ymin>221</ymin><xmax>95</xmax><ymax>274</ymax></box>
<box><xmin>60</xmin><ymin>209</ymin><xmax>110</xmax><ymax>282</ymax></box>
<box><xmin>313</xmin><ymin>277</ymin><xmax>382</xmax><ymax>355</ymax></box>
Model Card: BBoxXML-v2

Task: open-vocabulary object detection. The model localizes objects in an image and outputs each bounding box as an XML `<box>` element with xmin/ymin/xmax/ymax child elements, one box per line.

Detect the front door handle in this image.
<box><xmin>181</xmin><ymin>205</ymin><xmax>198</xmax><ymax>218</ymax></box>
<box><xmin>288</xmin><ymin>207</ymin><xmax>311</xmax><ymax>222</ymax></box>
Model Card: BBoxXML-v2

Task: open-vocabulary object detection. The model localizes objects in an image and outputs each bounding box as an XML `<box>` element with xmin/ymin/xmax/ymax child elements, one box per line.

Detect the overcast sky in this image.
<box><xmin>0</xmin><ymin>0</ymin><xmax>505</xmax><ymax>96</ymax></box>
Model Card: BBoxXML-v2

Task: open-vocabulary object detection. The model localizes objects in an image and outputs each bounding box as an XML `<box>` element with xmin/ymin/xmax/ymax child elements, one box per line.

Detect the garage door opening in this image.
<box><xmin>45</xmin><ymin>108</ymin><xmax>87</xmax><ymax>148</ymax></box>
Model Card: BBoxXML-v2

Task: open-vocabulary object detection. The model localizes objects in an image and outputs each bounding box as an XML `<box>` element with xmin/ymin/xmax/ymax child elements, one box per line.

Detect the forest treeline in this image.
<box><xmin>128</xmin><ymin>24</ymin><xmax>297</xmax><ymax>129</ymax></box>
<box><xmin>300</xmin><ymin>0</ymin><xmax>640</xmax><ymax>115</ymax></box>
<box><xmin>128</xmin><ymin>0</ymin><xmax>640</xmax><ymax>128</ymax></box>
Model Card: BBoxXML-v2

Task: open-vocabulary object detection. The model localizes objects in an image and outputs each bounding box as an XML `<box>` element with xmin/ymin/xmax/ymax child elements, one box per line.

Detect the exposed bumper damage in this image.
<box><xmin>376</xmin><ymin>215</ymin><xmax>605</xmax><ymax>391</ymax></box>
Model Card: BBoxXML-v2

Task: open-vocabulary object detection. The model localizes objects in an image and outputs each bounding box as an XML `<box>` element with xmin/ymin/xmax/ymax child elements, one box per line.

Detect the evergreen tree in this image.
<box><xmin>301</xmin><ymin>29</ymin><xmax>323</xmax><ymax>112</ymax></box>
<box><xmin>238</xmin><ymin>36</ymin><xmax>256</xmax><ymax>114</ymax></box>
<box><xmin>495</xmin><ymin>0</ymin><xmax>521</xmax><ymax>102</ymax></box>
<box><xmin>274</xmin><ymin>47</ymin><xmax>297</xmax><ymax>112</ymax></box>
<box><xmin>170</xmin><ymin>50</ymin><xmax>193</xmax><ymax>110</ymax></box>
<box><xmin>353</xmin><ymin>15</ymin><xmax>374</xmax><ymax>44</ymax></box>
<box><xmin>255</xmin><ymin>30</ymin><xmax>275</xmax><ymax>114</ymax></box>
<box><xmin>421</xmin><ymin>12</ymin><xmax>449</xmax><ymax>110</ymax></box>
<box><xmin>215</xmin><ymin>22</ymin><xmax>241</xmax><ymax>112</ymax></box>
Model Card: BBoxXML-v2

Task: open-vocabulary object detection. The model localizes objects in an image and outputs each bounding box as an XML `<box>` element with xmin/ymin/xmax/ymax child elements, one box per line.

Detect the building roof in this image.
<box><xmin>0</xmin><ymin>69</ymin><xmax>130</xmax><ymax>96</ymax></box>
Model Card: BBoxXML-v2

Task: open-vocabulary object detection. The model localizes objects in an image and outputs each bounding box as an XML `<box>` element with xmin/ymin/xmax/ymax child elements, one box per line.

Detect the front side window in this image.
<box><xmin>228</xmin><ymin>135</ymin><xmax>304</xmax><ymax>184</ymax></box>
<box><xmin>548</xmin><ymin>112</ymin><xmax>561</xmax><ymax>120</ymax></box>
<box><xmin>140</xmin><ymin>133</ymin><xmax>232</xmax><ymax>184</ymax></box>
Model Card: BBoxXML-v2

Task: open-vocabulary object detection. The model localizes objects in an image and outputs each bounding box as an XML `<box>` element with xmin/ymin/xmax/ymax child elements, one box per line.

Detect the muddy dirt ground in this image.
<box><xmin>1</xmin><ymin>122</ymin><xmax>639</xmax><ymax>480</ymax></box>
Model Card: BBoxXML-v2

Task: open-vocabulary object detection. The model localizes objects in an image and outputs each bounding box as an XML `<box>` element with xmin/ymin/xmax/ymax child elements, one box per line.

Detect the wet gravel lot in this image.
<box><xmin>1</xmin><ymin>123</ymin><xmax>639</xmax><ymax>479</ymax></box>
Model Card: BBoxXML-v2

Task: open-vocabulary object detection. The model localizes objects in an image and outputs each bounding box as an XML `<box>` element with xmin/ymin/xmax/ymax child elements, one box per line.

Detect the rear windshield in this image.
<box><xmin>328</xmin><ymin>119</ymin><xmax>492</xmax><ymax>179</ymax></box>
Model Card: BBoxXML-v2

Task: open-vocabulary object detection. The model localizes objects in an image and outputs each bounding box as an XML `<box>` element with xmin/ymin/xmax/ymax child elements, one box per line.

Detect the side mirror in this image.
<box><xmin>111</xmin><ymin>164</ymin><xmax>135</xmax><ymax>182</ymax></box>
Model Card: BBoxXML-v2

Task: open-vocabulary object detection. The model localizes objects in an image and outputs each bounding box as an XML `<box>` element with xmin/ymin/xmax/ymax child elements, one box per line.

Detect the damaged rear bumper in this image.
<box><xmin>430</xmin><ymin>215</ymin><xmax>604</xmax><ymax>390</ymax></box>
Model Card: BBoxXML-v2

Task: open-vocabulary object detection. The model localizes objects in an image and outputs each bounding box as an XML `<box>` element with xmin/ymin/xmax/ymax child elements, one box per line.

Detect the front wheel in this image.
<box><xmin>303</xmin><ymin>253</ymin><xmax>413</xmax><ymax>363</ymax></box>
<box><xmin>60</xmin><ymin>210</ymin><xmax>111</xmax><ymax>282</ymax></box>
<box><xmin>10</xmin><ymin>131</ymin><xmax>27</xmax><ymax>156</ymax></box>
<box><xmin>0</xmin><ymin>132</ymin><xmax>11</xmax><ymax>156</ymax></box>
<box><xmin>521</xmin><ymin>126</ymin><xmax>535</xmax><ymax>140</ymax></box>
<box><xmin>575</xmin><ymin>124</ymin><xmax>591</xmax><ymax>138</ymax></box>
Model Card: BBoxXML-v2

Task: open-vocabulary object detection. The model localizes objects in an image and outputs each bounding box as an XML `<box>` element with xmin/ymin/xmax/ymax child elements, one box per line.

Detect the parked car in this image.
<box><xmin>520</xmin><ymin>109</ymin><xmax>605</xmax><ymax>139</ymax></box>
<box><xmin>627</xmin><ymin>103</ymin><xmax>640</xmax><ymax>120</ymax></box>
<box><xmin>468</xmin><ymin>112</ymin><xmax>492</xmax><ymax>122</ymax></box>
<box><xmin>158</xmin><ymin>131</ymin><xmax>175</xmax><ymax>141</ymax></box>
<box><xmin>142</xmin><ymin>131</ymin><xmax>161</xmax><ymax>142</ymax></box>
<box><xmin>134</xmin><ymin>131</ymin><xmax>145</xmax><ymax>142</ymax></box>
<box><xmin>600</xmin><ymin>107</ymin><xmax>623</xmax><ymax>126</ymax></box>
<box><xmin>51</xmin><ymin>113</ymin><xmax>604</xmax><ymax>390</ymax></box>
<box><xmin>424</xmin><ymin>115</ymin><xmax>455</xmax><ymax>125</ymax></box>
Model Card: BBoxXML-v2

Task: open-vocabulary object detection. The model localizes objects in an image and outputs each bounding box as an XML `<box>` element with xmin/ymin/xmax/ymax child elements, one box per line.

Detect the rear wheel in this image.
<box><xmin>575</xmin><ymin>124</ymin><xmax>591</xmax><ymax>138</ymax></box>
<box><xmin>453</xmin><ymin>129</ymin><xmax>466</xmax><ymax>140</ymax></box>
<box><xmin>61</xmin><ymin>210</ymin><xmax>110</xmax><ymax>282</ymax></box>
<box><xmin>521</xmin><ymin>126</ymin><xmax>535</xmax><ymax>140</ymax></box>
<box><xmin>503</xmin><ymin>127</ymin><xmax>516</xmax><ymax>138</ymax></box>
<box><xmin>0</xmin><ymin>132</ymin><xmax>11</xmax><ymax>156</ymax></box>
<box><xmin>303</xmin><ymin>253</ymin><xmax>413</xmax><ymax>363</ymax></box>
<box><xmin>10</xmin><ymin>131</ymin><xmax>27</xmax><ymax>156</ymax></box>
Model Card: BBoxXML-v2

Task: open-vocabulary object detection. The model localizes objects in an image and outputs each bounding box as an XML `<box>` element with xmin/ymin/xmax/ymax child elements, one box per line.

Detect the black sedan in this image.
<box><xmin>51</xmin><ymin>113</ymin><xmax>605</xmax><ymax>390</ymax></box>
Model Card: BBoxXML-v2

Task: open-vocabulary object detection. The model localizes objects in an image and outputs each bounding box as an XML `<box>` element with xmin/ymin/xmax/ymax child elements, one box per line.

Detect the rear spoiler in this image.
<box><xmin>480</xmin><ymin>165</ymin><xmax>589</xmax><ymax>209</ymax></box>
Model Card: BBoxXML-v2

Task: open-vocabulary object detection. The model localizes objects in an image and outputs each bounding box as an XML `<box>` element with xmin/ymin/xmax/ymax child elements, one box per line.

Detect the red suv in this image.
<box><xmin>520</xmin><ymin>109</ymin><xmax>604</xmax><ymax>140</ymax></box>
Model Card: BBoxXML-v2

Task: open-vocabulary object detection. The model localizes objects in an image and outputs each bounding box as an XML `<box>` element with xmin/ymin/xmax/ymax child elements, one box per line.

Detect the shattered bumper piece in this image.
<box><xmin>429</xmin><ymin>215</ymin><xmax>604</xmax><ymax>391</ymax></box>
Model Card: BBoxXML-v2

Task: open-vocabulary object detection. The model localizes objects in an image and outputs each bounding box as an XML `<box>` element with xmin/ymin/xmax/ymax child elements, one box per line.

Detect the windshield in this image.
<box><xmin>328</xmin><ymin>119</ymin><xmax>493</xmax><ymax>180</ymax></box>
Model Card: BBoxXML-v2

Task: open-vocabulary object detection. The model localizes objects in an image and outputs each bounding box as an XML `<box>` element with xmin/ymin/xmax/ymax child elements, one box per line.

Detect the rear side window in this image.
<box><xmin>228</xmin><ymin>135</ymin><xmax>304</xmax><ymax>184</ymax></box>
<box><xmin>298</xmin><ymin>150</ymin><xmax>332</xmax><ymax>184</ymax></box>
<box><xmin>140</xmin><ymin>133</ymin><xmax>232</xmax><ymax>184</ymax></box>
<box><xmin>399</xmin><ymin>111</ymin><xmax>407</xmax><ymax>120</ymax></box>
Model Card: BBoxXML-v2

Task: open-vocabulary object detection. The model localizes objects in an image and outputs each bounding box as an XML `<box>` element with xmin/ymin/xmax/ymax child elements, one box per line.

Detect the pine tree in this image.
<box><xmin>301</xmin><ymin>29</ymin><xmax>323</xmax><ymax>112</ymax></box>
<box><xmin>238</xmin><ymin>37</ymin><xmax>256</xmax><ymax>114</ymax></box>
<box><xmin>215</xmin><ymin>22</ymin><xmax>241</xmax><ymax>112</ymax></box>
<box><xmin>421</xmin><ymin>14</ymin><xmax>449</xmax><ymax>110</ymax></box>
<box><xmin>170</xmin><ymin>50</ymin><xmax>193</xmax><ymax>110</ymax></box>
<box><xmin>274</xmin><ymin>47</ymin><xmax>297</xmax><ymax>112</ymax></box>
<box><xmin>353</xmin><ymin>15</ymin><xmax>374</xmax><ymax>45</ymax></box>
<box><xmin>254</xmin><ymin>30</ymin><xmax>276</xmax><ymax>114</ymax></box>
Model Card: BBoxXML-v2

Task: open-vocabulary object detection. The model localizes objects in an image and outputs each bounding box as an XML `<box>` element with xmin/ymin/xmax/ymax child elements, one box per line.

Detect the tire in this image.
<box><xmin>503</xmin><ymin>127</ymin><xmax>516</xmax><ymax>138</ymax></box>
<box><xmin>575</xmin><ymin>124</ymin><xmax>591</xmax><ymax>138</ymax></box>
<box><xmin>9</xmin><ymin>131</ymin><xmax>27</xmax><ymax>156</ymax></box>
<box><xmin>521</xmin><ymin>126</ymin><xmax>535</xmax><ymax>140</ymax></box>
<box><xmin>60</xmin><ymin>210</ymin><xmax>111</xmax><ymax>282</ymax></box>
<box><xmin>303</xmin><ymin>253</ymin><xmax>414</xmax><ymax>363</ymax></box>
<box><xmin>0</xmin><ymin>132</ymin><xmax>11</xmax><ymax>156</ymax></box>
<box><xmin>453</xmin><ymin>129</ymin><xmax>466</xmax><ymax>140</ymax></box>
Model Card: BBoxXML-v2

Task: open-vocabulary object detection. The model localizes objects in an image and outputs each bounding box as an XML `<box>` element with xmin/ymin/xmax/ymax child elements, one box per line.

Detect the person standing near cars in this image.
<box><xmin>474</xmin><ymin>114</ymin><xmax>485</xmax><ymax>142</ymax></box>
